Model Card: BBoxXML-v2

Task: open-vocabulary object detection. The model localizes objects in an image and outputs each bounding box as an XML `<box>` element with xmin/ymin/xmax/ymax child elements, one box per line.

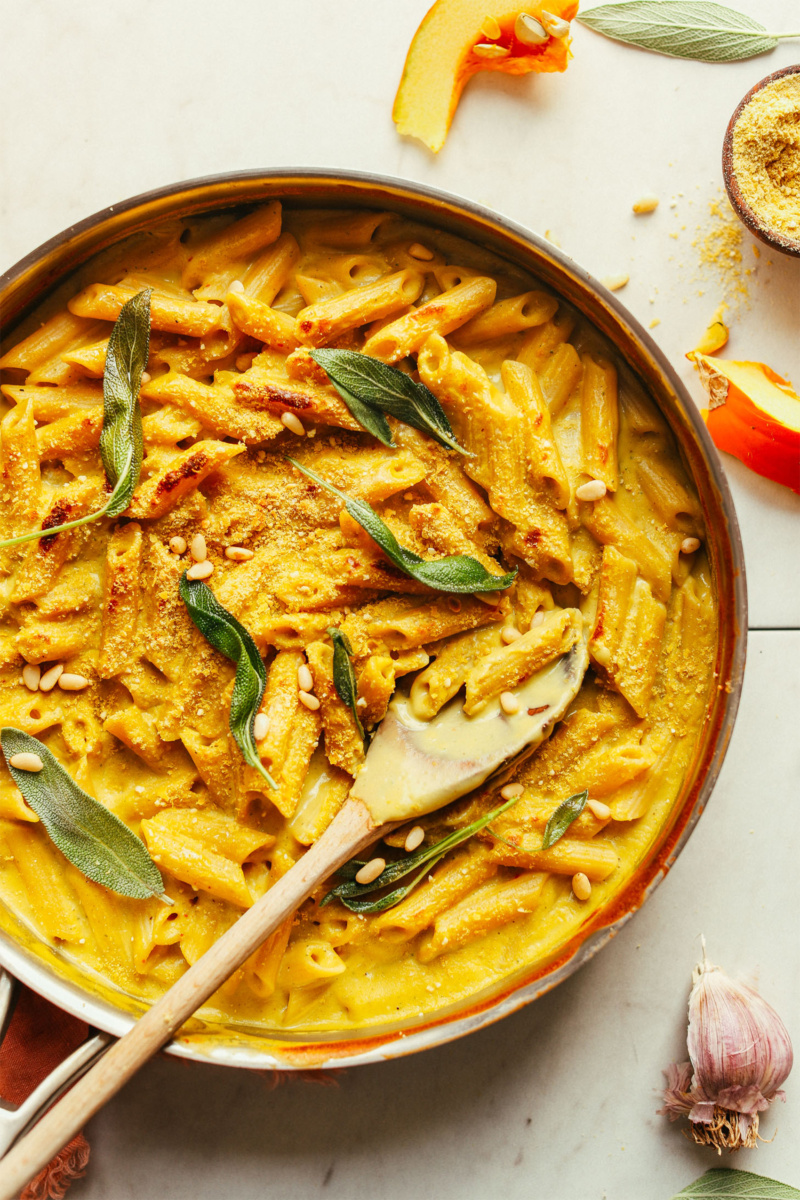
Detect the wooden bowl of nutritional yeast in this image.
<box><xmin>0</xmin><ymin>170</ymin><xmax>746</xmax><ymax>1071</ymax></box>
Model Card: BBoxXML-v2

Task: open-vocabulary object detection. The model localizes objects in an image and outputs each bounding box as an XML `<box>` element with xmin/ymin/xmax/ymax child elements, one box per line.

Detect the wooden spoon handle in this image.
<box><xmin>0</xmin><ymin>797</ymin><xmax>379</xmax><ymax>1200</ymax></box>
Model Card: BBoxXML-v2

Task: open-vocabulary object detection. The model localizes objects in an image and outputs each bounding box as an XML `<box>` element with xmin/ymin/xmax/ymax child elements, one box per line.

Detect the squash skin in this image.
<box><xmin>393</xmin><ymin>1</ymin><xmax>578</xmax><ymax>153</ymax></box>
<box><xmin>692</xmin><ymin>354</ymin><xmax>800</xmax><ymax>495</ymax></box>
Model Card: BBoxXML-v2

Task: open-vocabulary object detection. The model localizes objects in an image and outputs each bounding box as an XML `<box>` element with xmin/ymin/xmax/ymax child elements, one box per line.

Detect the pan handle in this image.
<box><xmin>0</xmin><ymin>969</ymin><xmax>111</xmax><ymax>1158</ymax></box>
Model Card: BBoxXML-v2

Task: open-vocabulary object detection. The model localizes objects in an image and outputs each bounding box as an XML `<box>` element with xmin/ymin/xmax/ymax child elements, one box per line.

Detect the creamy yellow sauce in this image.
<box><xmin>0</xmin><ymin>203</ymin><xmax>717</xmax><ymax>1036</ymax></box>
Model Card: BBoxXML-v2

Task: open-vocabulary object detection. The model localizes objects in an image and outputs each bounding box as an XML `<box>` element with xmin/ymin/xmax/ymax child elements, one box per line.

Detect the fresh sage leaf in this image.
<box><xmin>321</xmin><ymin>786</ymin><xmax>528</xmax><ymax>914</ymax></box>
<box><xmin>670</xmin><ymin>1167</ymin><xmax>800</xmax><ymax>1199</ymax></box>
<box><xmin>179</xmin><ymin>573</ymin><xmax>277</xmax><ymax>789</ymax></box>
<box><xmin>541</xmin><ymin>789</ymin><xmax>589</xmax><ymax>849</ymax></box>
<box><xmin>0</xmin><ymin>289</ymin><xmax>151</xmax><ymax>548</ymax></box>
<box><xmin>327</xmin><ymin>626</ymin><xmax>365</xmax><ymax>740</ymax></box>
<box><xmin>310</xmin><ymin>348</ymin><xmax>469</xmax><ymax>456</ymax></box>
<box><xmin>577</xmin><ymin>2</ymin><xmax>792</xmax><ymax>62</ymax></box>
<box><xmin>1</xmin><ymin>728</ymin><xmax>166</xmax><ymax>901</ymax></box>
<box><xmin>288</xmin><ymin>457</ymin><xmax>516</xmax><ymax>594</ymax></box>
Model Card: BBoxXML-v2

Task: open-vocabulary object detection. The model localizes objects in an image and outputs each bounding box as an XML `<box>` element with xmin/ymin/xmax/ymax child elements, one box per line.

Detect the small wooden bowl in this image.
<box><xmin>722</xmin><ymin>63</ymin><xmax>800</xmax><ymax>258</ymax></box>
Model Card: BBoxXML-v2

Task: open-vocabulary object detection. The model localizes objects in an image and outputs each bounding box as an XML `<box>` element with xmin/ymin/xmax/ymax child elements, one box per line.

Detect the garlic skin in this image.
<box><xmin>661</xmin><ymin>955</ymin><xmax>793</xmax><ymax>1152</ymax></box>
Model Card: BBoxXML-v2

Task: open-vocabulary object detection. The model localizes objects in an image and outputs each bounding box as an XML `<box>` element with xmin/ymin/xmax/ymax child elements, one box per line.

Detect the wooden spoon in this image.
<box><xmin>0</xmin><ymin>637</ymin><xmax>587</xmax><ymax>1198</ymax></box>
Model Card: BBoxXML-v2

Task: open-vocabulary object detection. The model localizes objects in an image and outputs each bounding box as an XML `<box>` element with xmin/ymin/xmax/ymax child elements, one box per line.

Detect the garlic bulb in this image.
<box><xmin>661</xmin><ymin>952</ymin><xmax>793</xmax><ymax>1152</ymax></box>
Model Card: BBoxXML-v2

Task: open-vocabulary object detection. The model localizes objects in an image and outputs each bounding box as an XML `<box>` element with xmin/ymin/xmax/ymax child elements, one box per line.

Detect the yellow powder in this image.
<box><xmin>690</xmin><ymin>197</ymin><xmax>750</xmax><ymax>310</ymax></box>
<box><xmin>732</xmin><ymin>73</ymin><xmax>800</xmax><ymax>243</ymax></box>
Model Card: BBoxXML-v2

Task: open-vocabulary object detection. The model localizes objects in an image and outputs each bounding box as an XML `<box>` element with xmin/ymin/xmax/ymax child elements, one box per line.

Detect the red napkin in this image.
<box><xmin>0</xmin><ymin>986</ymin><xmax>90</xmax><ymax>1199</ymax></box>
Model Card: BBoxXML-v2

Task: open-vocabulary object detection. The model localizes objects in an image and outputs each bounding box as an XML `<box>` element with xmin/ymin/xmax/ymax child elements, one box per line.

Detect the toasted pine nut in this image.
<box><xmin>58</xmin><ymin>673</ymin><xmax>90</xmax><ymax>692</ymax></box>
<box><xmin>39</xmin><ymin>664</ymin><xmax>64</xmax><ymax>693</ymax></box>
<box><xmin>225</xmin><ymin>546</ymin><xmax>254</xmax><ymax>561</ymax></box>
<box><xmin>253</xmin><ymin>712</ymin><xmax>270</xmax><ymax>741</ymax></box>
<box><xmin>404</xmin><ymin>825</ymin><xmax>426</xmax><ymax>853</ymax></box>
<box><xmin>480</xmin><ymin>14</ymin><xmax>502</xmax><ymax>39</ymax></box>
<box><xmin>408</xmin><ymin>242</ymin><xmax>434</xmax><ymax>261</ymax></box>
<box><xmin>572</xmin><ymin>872</ymin><xmax>592</xmax><ymax>901</ymax></box>
<box><xmin>587</xmin><ymin>798</ymin><xmax>612</xmax><ymax>820</ymax></box>
<box><xmin>540</xmin><ymin>10</ymin><xmax>570</xmax><ymax>37</ymax></box>
<box><xmin>281</xmin><ymin>412</ymin><xmax>305</xmax><ymax>436</ymax></box>
<box><xmin>9</xmin><ymin>752</ymin><xmax>43</xmax><ymax>772</ymax></box>
<box><xmin>228</xmin><ymin>279</ymin><xmax>245</xmax><ymax>293</ymax></box>
<box><xmin>500</xmin><ymin>691</ymin><xmax>520</xmax><ymax>715</ymax></box>
<box><xmin>473</xmin><ymin>41</ymin><xmax>510</xmax><ymax>57</ymax></box>
<box><xmin>633</xmin><ymin>194</ymin><xmax>659</xmax><ymax>214</ymax></box>
<box><xmin>514</xmin><ymin>12</ymin><xmax>549</xmax><ymax>45</ymax></box>
<box><xmin>601</xmin><ymin>273</ymin><xmax>629</xmax><ymax>292</ymax></box>
<box><xmin>169</xmin><ymin>536</ymin><xmax>187</xmax><ymax>555</ymax></box>
<box><xmin>355</xmin><ymin>857</ymin><xmax>386</xmax><ymax>885</ymax></box>
<box><xmin>575</xmin><ymin>479</ymin><xmax>607</xmax><ymax>502</ymax></box>
<box><xmin>298</xmin><ymin>691</ymin><xmax>320</xmax><ymax>711</ymax></box>
<box><xmin>681</xmin><ymin>537</ymin><xmax>701</xmax><ymax>554</ymax></box>
<box><xmin>500</xmin><ymin>783</ymin><xmax>524</xmax><ymax>800</ymax></box>
<box><xmin>190</xmin><ymin>533</ymin><xmax>207</xmax><ymax>562</ymax></box>
<box><xmin>297</xmin><ymin>664</ymin><xmax>314</xmax><ymax>693</ymax></box>
<box><xmin>501</xmin><ymin>626</ymin><xmax>522</xmax><ymax>645</ymax></box>
<box><xmin>186</xmin><ymin>560</ymin><xmax>214</xmax><ymax>581</ymax></box>
<box><xmin>22</xmin><ymin>664</ymin><xmax>41</xmax><ymax>691</ymax></box>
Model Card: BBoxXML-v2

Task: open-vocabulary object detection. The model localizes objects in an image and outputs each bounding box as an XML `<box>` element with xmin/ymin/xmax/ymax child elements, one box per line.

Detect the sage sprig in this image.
<box><xmin>0</xmin><ymin>289</ymin><xmax>151</xmax><ymax>549</ymax></box>
<box><xmin>179</xmin><ymin>574</ymin><xmax>277</xmax><ymax>789</ymax></box>
<box><xmin>577</xmin><ymin>2</ymin><xmax>799</xmax><ymax>62</ymax></box>
<box><xmin>541</xmin><ymin>789</ymin><xmax>589</xmax><ymax>849</ymax></box>
<box><xmin>327</xmin><ymin>626</ymin><xmax>365</xmax><ymax>741</ymax></box>
<box><xmin>670</xmin><ymin>1167</ymin><xmax>800</xmax><ymax>1199</ymax></box>
<box><xmin>310</xmin><ymin>348</ymin><xmax>469</xmax><ymax>456</ymax></box>
<box><xmin>1</xmin><ymin>729</ymin><xmax>167</xmax><ymax>900</ymax></box>
<box><xmin>321</xmin><ymin>786</ymin><xmax>527</xmax><ymax>914</ymax></box>
<box><xmin>287</xmin><ymin>457</ymin><xmax>516</xmax><ymax>594</ymax></box>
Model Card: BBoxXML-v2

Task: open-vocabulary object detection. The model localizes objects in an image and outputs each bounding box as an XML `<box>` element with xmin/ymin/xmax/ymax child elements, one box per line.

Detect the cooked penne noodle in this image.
<box><xmin>362</xmin><ymin>277</ymin><xmax>497</xmax><ymax>363</ymax></box>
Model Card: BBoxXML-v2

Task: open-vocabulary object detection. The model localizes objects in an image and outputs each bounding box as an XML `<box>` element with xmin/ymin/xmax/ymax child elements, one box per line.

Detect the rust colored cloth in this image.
<box><xmin>0</xmin><ymin>986</ymin><xmax>90</xmax><ymax>1199</ymax></box>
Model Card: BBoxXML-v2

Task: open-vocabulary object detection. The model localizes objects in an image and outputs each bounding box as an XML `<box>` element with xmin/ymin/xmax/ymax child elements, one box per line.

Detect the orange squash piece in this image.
<box><xmin>690</xmin><ymin>353</ymin><xmax>800</xmax><ymax>495</ymax></box>
<box><xmin>393</xmin><ymin>2</ymin><xmax>578</xmax><ymax>153</ymax></box>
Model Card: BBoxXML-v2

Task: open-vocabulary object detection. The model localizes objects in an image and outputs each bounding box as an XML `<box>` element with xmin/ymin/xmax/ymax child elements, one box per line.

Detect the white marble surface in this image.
<box><xmin>1</xmin><ymin>2</ymin><xmax>799</xmax><ymax>1196</ymax></box>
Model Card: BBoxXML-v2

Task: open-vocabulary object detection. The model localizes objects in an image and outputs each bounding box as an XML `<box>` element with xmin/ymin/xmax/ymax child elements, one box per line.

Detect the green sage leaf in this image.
<box><xmin>322</xmin><ymin>787</ymin><xmax>528</xmax><ymax>913</ymax></box>
<box><xmin>327</xmin><ymin>626</ymin><xmax>365</xmax><ymax>740</ymax></box>
<box><xmin>310</xmin><ymin>348</ymin><xmax>469</xmax><ymax>456</ymax></box>
<box><xmin>540</xmin><ymin>789</ymin><xmax>589</xmax><ymax>849</ymax></box>
<box><xmin>577</xmin><ymin>2</ymin><xmax>781</xmax><ymax>62</ymax></box>
<box><xmin>670</xmin><ymin>1167</ymin><xmax>800</xmax><ymax>1199</ymax></box>
<box><xmin>179</xmin><ymin>573</ymin><xmax>277</xmax><ymax>789</ymax></box>
<box><xmin>1</xmin><ymin>729</ymin><xmax>166</xmax><ymax>901</ymax></box>
<box><xmin>288</xmin><ymin>457</ymin><xmax>516</xmax><ymax>594</ymax></box>
<box><xmin>0</xmin><ymin>288</ymin><xmax>151</xmax><ymax>549</ymax></box>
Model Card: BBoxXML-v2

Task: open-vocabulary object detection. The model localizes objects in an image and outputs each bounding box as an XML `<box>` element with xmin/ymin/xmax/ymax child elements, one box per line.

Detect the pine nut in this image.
<box><xmin>500</xmin><ymin>783</ymin><xmax>524</xmax><ymax>800</ymax></box>
<box><xmin>540</xmin><ymin>10</ymin><xmax>570</xmax><ymax>37</ymax></box>
<box><xmin>253</xmin><ymin>712</ymin><xmax>270</xmax><ymax>741</ymax></box>
<box><xmin>140</xmin><ymin>371</ymin><xmax>151</xmax><ymax>384</ymax></box>
<box><xmin>500</xmin><ymin>691</ymin><xmax>520</xmax><ymax>715</ymax></box>
<box><xmin>58</xmin><ymin>673</ymin><xmax>91</xmax><ymax>691</ymax></box>
<box><xmin>681</xmin><ymin>537</ymin><xmax>701</xmax><ymax>554</ymax></box>
<box><xmin>501</xmin><ymin>625</ymin><xmax>522</xmax><ymax>644</ymax></box>
<box><xmin>356</xmin><ymin>697</ymin><xmax>367</xmax><ymax>708</ymax></box>
<box><xmin>587</xmin><ymin>798</ymin><xmax>612</xmax><ymax>820</ymax></box>
<box><xmin>473</xmin><ymin>42</ymin><xmax>509</xmax><ymax>57</ymax></box>
<box><xmin>39</xmin><ymin>664</ymin><xmax>64</xmax><ymax>692</ymax></box>
<box><xmin>575</xmin><ymin>479</ymin><xmax>607</xmax><ymax>502</ymax></box>
<box><xmin>169</xmin><ymin>536</ymin><xmax>187</xmax><ymax>555</ymax></box>
<box><xmin>633</xmin><ymin>194</ymin><xmax>659</xmax><ymax>214</ymax></box>
<box><xmin>531</xmin><ymin>610</ymin><xmax>545</xmax><ymax>627</ymax></box>
<box><xmin>298</xmin><ymin>691</ymin><xmax>320</xmax><ymax>711</ymax></box>
<box><xmin>572</xmin><ymin>872</ymin><xmax>592</xmax><ymax>901</ymax></box>
<box><xmin>190</xmin><ymin>533</ymin><xmax>207</xmax><ymax>562</ymax></box>
<box><xmin>297</xmin><ymin>664</ymin><xmax>314</xmax><ymax>692</ymax></box>
<box><xmin>601</xmin><ymin>273</ymin><xmax>629</xmax><ymax>292</ymax></box>
<box><xmin>186</xmin><ymin>560</ymin><xmax>214</xmax><ymax>580</ymax></box>
<box><xmin>225</xmin><ymin>546</ymin><xmax>254</xmax><ymax>561</ymax></box>
<box><xmin>514</xmin><ymin>12</ymin><xmax>549</xmax><ymax>45</ymax></box>
<box><xmin>480</xmin><ymin>14</ymin><xmax>502</xmax><ymax>39</ymax></box>
<box><xmin>281</xmin><ymin>412</ymin><xmax>305</xmax><ymax>436</ymax></box>
<box><xmin>22</xmin><ymin>664</ymin><xmax>41</xmax><ymax>691</ymax></box>
<box><xmin>9</xmin><ymin>752</ymin><xmax>43</xmax><ymax>772</ymax></box>
<box><xmin>404</xmin><ymin>825</ymin><xmax>425</xmax><ymax>853</ymax></box>
<box><xmin>355</xmin><ymin>857</ymin><xmax>386</xmax><ymax>885</ymax></box>
<box><xmin>408</xmin><ymin>242</ymin><xmax>434</xmax><ymax>261</ymax></box>
<box><xmin>228</xmin><ymin>279</ymin><xmax>245</xmax><ymax>293</ymax></box>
